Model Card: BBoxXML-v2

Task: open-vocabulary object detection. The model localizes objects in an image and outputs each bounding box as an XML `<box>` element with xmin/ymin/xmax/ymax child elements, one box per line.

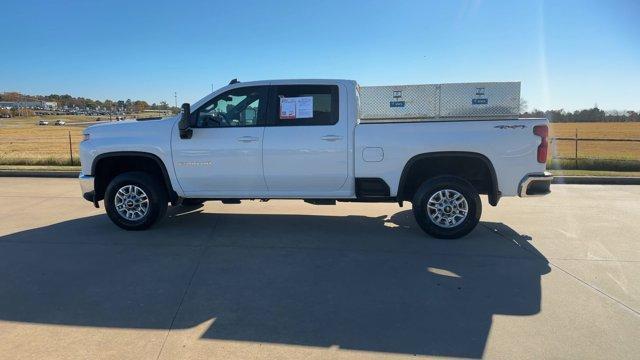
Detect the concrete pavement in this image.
<box><xmin>0</xmin><ymin>178</ymin><xmax>638</xmax><ymax>359</ymax></box>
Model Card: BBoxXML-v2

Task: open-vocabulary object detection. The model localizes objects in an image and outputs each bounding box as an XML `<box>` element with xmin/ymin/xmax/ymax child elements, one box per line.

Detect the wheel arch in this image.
<box><xmin>397</xmin><ymin>151</ymin><xmax>500</xmax><ymax>206</ymax></box>
<box><xmin>91</xmin><ymin>151</ymin><xmax>178</xmax><ymax>204</ymax></box>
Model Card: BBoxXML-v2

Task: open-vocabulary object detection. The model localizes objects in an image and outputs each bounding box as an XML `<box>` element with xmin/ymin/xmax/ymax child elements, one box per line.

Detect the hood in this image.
<box><xmin>83</xmin><ymin>116</ymin><xmax>178</xmax><ymax>139</ymax></box>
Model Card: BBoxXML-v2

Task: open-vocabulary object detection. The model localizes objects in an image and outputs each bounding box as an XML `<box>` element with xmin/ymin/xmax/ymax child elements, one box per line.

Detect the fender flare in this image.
<box><xmin>396</xmin><ymin>151</ymin><xmax>501</xmax><ymax>206</ymax></box>
<box><xmin>91</xmin><ymin>151</ymin><xmax>178</xmax><ymax>203</ymax></box>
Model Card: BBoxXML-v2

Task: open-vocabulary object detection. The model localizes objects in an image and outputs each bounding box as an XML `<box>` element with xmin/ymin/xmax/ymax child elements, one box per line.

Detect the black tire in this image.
<box><xmin>104</xmin><ymin>171</ymin><xmax>168</xmax><ymax>231</ymax></box>
<box><xmin>181</xmin><ymin>198</ymin><xmax>205</xmax><ymax>206</ymax></box>
<box><xmin>411</xmin><ymin>176</ymin><xmax>482</xmax><ymax>239</ymax></box>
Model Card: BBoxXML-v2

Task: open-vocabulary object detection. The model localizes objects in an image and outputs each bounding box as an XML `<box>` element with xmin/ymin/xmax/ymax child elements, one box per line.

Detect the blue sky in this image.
<box><xmin>1</xmin><ymin>0</ymin><xmax>638</xmax><ymax>111</ymax></box>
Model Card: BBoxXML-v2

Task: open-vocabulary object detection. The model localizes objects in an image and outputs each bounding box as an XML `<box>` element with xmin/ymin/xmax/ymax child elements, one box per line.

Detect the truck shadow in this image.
<box><xmin>0</xmin><ymin>207</ymin><xmax>550</xmax><ymax>358</ymax></box>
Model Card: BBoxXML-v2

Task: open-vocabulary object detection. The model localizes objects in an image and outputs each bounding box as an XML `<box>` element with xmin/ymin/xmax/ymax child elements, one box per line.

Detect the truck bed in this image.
<box><xmin>354</xmin><ymin>118</ymin><xmax>548</xmax><ymax>197</ymax></box>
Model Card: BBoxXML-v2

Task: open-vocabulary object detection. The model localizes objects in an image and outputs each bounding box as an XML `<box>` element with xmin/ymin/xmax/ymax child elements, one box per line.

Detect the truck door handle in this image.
<box><xmin>321</xmin><ymin>135</ymin><xmax>343</xmax><ymax>142</ymax></box>
<box><xmin>237</xmin><ymin>136</ymin><xmax>259</xmax><ymax>143</ymax></box>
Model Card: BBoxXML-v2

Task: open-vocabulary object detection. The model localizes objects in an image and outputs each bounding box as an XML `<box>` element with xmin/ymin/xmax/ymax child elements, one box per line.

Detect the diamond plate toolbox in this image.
<box><xmin>359</xmin><ymin>84</ymin><xmax>439</xmax><ymax>120</ymax></box>
<box><xmin>359</xmin><ymin>82</ymin><xmax>520</xmax><ymax>120</ymax></box>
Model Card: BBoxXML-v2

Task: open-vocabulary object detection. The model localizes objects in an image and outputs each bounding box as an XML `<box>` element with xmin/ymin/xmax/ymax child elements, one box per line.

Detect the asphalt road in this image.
<box><xmin>0</xmin><ymin>178</ymin><xmax>638</xmax><ymax>359</ymax></box>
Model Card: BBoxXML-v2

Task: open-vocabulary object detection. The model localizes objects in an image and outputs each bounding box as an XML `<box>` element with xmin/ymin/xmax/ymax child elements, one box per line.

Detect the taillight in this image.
<box><xmin>533</xmin><ymin>125</ymin><xmax>548</xmax><ymax>163</ymax></box>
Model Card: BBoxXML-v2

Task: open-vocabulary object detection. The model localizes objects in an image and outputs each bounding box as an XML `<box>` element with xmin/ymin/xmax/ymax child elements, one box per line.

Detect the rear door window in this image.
<box><xmin>269</xmin><ymin>85</ymin><xmax>339</xmax><ymax>126</ymax></box>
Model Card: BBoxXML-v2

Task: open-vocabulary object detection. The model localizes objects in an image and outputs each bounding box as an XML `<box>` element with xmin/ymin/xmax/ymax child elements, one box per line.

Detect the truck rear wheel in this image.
<box><xmin>411</xmin><ymin>176</ymin><xmax>481</xmax><ymax>239</ymax></box>
<box><xmin>104</xmin><ymin>171</ymin><xmax>168</xmax><ymax>231</ymax></box>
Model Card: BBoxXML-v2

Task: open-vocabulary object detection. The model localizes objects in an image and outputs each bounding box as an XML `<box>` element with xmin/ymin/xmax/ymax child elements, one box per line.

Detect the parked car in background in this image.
<box><xmin>54</xmin><ymin>120</ymin><xmax>66</xmax><ymax>126</ymax></box>
<box><xmin>38</xmin><ymin>120</ymin><xmax>49</xmax><ymax>125</ymax></box>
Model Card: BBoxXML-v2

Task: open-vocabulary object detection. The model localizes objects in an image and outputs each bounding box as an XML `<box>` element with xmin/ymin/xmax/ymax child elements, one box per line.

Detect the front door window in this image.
<box><xmin>195</xmin><ymin>86</ymin><xmax>266</xmax><ymax>128</ymax></box>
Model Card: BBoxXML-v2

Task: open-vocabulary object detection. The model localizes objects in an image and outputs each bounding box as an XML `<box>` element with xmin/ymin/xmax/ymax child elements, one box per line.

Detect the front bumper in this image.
<box><xmin>519</xmin><ymin>171</ymin><xmax>553</xmax><ymax>197</ymax></box>
<box><xmin>79</xmin><ymin>173</ymin><xmax>95</xmax><ymax>202</ymax></box>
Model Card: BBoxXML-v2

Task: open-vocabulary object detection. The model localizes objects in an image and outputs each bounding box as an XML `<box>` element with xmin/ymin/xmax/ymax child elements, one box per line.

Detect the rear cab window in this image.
<box><xmin>268</xmin><ymin>85</ymin><xmax>339</xmax><ymax>126</ymax></box>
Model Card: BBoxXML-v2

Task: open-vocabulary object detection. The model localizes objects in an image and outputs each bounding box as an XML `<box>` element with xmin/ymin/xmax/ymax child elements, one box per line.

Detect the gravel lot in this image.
<box><xmin>0</xmin><ymin>178</ymin><xmax>638</xmax><ymax>359</ymax></box>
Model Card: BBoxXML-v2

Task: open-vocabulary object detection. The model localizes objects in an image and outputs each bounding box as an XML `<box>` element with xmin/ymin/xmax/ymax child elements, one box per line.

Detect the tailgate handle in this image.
<box><xmin>321</xmin><ymin>135</ymin><xmax>342</xmax><ymax>142</ymax></box>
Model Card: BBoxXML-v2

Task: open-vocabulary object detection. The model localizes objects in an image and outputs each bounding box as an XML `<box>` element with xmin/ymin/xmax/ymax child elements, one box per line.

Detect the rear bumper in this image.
<box><xmin>518</xmin><ymin>171</ymin><xmax>552</xmax><ymax>197</ymax></box>
<box><xmin>79</xmin><ymin>173</ymin><xmax>95</xmax><ymax>202</ymax></box>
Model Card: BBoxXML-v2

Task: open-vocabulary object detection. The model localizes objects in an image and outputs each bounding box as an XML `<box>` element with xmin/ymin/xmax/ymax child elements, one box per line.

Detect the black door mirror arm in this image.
<box><xmin>179</xmin><ymin>103</ymin><xmax>193</xmax><ymax>139</ymax></box>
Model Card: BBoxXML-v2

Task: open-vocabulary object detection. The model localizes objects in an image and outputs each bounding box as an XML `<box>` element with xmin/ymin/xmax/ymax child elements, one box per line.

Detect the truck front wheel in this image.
<box><xmin>411</xmin><ymin>176</ymin><xmax>482</xmax><ymax>239</ymax></box>
<box><xmin>104</xmin><ymin>171</ymin><xmax>168</xmax><ymax>231</ymax></box>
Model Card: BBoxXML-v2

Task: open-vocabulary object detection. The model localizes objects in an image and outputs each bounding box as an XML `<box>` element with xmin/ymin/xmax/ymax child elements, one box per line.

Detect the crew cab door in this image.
<box><xmin>262</xmin><ymin>84</ymin><xmax>348</xmax><ymax>194</ymax></box>
<box><xmin>172</xmin><ymin>86</ymin><xmax>268</xmax><ymax>195</ymax></box>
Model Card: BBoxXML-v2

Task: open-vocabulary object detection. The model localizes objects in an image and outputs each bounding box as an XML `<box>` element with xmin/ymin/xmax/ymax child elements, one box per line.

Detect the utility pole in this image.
<box><xmin>211</xmin><ymin>83</ymin><xmax>214</xmax><ymax>93</ymax></box>
<box><xmin>174</xmin><ymin>92</ymin><xmax>177</xmax><ymax>108</ymax></box>
<box><xmin>68</xmin><ymin>131</ymin><xmax>74</xmax><ymax>165</ymax></box>
<box><xmin>574</xmin><ymin>128</ymin><xmax>578</xmax><ymax>169</ymax></box>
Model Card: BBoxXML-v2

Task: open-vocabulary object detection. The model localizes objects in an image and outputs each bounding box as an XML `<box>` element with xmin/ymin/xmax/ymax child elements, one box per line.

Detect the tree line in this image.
<box><xmin>521</xmin><ymin>107</ymin><xmax>640</xmax><ymax>123</ymax></box>
<box><xmin>2</xmin><ymin>91</ymin><xmax>639</xmax><ymax>122</ymax></box>
<box><xmin>517</xmin><ymin>99</ymin><xmax>639</xmax><ymax>122</ymax></box>
<box><xmin>0</xmin><ymin>92</ymin><xmax>178</xmax><ymax>113</ymax></box>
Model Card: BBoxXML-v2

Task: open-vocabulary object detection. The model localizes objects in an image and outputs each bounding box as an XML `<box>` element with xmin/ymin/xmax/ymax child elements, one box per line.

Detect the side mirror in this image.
<box><xmin>179</xmin><ymin>103</ymin><xmax>193</xmax><ymax>139</ymax></box>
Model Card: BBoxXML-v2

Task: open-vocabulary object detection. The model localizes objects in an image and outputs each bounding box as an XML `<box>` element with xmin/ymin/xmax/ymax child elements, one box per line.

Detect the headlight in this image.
<box><xmin>82</xmin><ymin>133</ymin><xmax>90</xmax><ymax>142</ymax></box>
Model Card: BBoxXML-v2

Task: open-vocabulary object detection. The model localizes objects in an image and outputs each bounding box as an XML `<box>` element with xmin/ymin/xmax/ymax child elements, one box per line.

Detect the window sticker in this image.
<box><xmin>279</xmin><ymin>96</ymin><xmax>314</xmax><ymax>119</ymax></box>
<box><xmin>280</xmin><ymin>98</ymin><xmax>296</xmax><ymax>119</ymax></box>
<box><xmin>295</xmin><ymin>96</ymin><xmax>313</xmax><ymax>118</ymax></box>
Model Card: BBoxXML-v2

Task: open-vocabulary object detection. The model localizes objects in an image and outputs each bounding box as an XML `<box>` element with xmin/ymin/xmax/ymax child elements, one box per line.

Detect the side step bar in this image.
<box><xmin>304</xmin><ymin>199</ymin><xmax>337</xmax><ymax>205</ymax></box>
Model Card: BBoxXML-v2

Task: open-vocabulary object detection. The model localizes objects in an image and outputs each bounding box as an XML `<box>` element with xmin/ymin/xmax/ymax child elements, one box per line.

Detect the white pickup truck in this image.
<box><xmin>79</xmin><ymin>79</ymin><xmax>551</xmax><ymax>238</ymax></box>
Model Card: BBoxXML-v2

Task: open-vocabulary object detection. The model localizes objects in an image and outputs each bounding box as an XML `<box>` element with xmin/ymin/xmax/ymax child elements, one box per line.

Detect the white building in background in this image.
<box><xmin>0</xmin><ymin>100</ymin><xmax>57</xmax><ymax>109</ymax></box>
<box><xmin>44</xmin><ymin>101</ymin><xmax>58</xmax><ymax>109</ymax></box>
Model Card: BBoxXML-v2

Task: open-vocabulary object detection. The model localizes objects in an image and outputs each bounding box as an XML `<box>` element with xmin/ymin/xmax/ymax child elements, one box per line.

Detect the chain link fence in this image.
<box><xmin>549</xmin><ymin>135</ymin><xmax>640</xmax><ymax>171</ymax></box>
<box><xmin>1</xmin><ymin>121</ymin><xmax>639</xmax><ymax>171</ymax></box>
<box><xmin>0</xmin><ymin>128</ymin><xmax>84</xmax><ymax>166</ymax></box>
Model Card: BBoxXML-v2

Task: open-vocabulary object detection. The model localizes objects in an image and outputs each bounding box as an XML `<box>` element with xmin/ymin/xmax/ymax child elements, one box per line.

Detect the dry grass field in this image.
<box><xmin>1</xmin><ymin>117</ymin><xmax>639</xmax><ymax>167</ymax></box>
<box><xmin>0</xmin><ymin>118</ymin><xmax>85</xmax><ymax>165</ymax></box>
<box><xmin>550</xmin><ymin>122</ymin><xmax>640</xmax><ymax>139</ymax></box>
<box><xmin>0</xmin><ymin>127</ymin><xmax>83</xmax><ymax>165</ymax></box>
<box><xmin>0</xmin><ymin>114</ymin><xmax>165</xmax><ymax>165</ymax></box>
<box><xmin>549</xmin><ymin>122</ymin><xmax>640</xmax><ymax>161</ymax></box>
